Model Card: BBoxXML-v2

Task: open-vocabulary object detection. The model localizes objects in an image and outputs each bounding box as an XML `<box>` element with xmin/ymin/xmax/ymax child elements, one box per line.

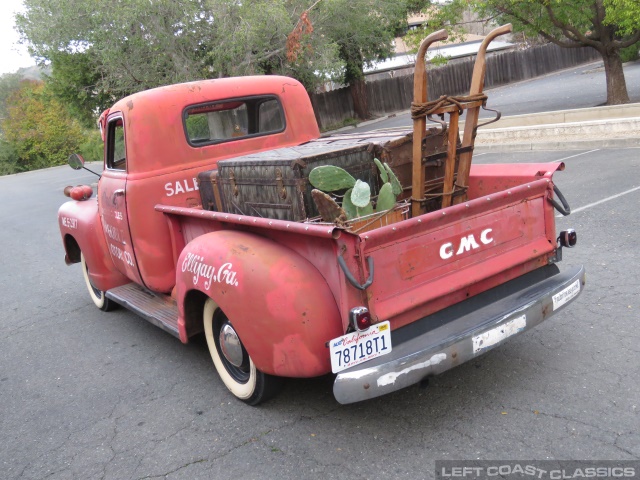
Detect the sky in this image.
<box><xmin>1</xmin><ymin>0</ymin><xmax>35</xmax><ymax>75</ymax></box>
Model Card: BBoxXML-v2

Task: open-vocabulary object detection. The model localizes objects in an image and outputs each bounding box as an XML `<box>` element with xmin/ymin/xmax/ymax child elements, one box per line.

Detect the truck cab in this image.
<box><xmin>62</xmin><ymin>76</ymin><xmax>320</xmax><ymax>296</ymax></box>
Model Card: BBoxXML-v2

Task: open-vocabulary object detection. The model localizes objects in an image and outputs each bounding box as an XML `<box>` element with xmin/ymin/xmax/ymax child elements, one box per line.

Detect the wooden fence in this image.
<box><xmin>310</xmin><ymin>43</ymin><xmax>600</xmax><ymax>130</ymax></box>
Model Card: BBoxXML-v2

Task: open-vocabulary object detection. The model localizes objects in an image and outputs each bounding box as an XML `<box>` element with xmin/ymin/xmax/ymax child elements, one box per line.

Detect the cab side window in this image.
<box><xmin>107</xmin><ymin>118</ymin><xmax>126</xmax><ymax>171</ymax></box>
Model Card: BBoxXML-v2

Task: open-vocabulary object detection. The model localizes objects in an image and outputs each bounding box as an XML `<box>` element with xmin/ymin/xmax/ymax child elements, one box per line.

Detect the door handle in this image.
<box><xmin>112</xmin><ymin>189</ymin><xmax>125</xmax><ymax>205</ymax></box>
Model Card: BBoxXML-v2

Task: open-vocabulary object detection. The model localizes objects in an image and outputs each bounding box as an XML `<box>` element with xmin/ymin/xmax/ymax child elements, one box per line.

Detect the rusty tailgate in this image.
<box><xmin>360</xmin><ymin>177</ymin><xmax>557</xmax><ymax>329</ymax></box>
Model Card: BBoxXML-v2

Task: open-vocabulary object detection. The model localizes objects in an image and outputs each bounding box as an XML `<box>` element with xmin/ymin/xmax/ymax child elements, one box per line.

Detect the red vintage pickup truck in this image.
<box><xmin>58</xmin><ymin>73</ymin><xmax>584</xmax><ymax>405</ymax></box>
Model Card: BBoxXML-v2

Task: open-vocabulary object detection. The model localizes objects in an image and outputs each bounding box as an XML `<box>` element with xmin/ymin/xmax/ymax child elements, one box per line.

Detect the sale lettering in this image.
<box><xmin>165</xmin><ymin>178</ymin><xmax>199</xmax><ymax>197</ymax></box>
<box><xmin>181</xmin><ymin>252</ymin><xmax>239</xmax><ymax>289</ymax></box>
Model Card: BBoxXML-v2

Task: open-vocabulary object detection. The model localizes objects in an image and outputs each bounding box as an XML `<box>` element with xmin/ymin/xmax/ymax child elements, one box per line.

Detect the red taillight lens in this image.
<box><xmin>349</xmin><ymin>307</ymin><xmax>372</xmax><ymax>331</ymax></box>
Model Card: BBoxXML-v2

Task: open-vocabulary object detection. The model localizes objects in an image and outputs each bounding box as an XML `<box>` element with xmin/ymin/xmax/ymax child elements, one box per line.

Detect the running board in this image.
<box><xmin>106</xmin><ymin>283</ymin><xmax>180</xmax><ymax>338</ymax></box>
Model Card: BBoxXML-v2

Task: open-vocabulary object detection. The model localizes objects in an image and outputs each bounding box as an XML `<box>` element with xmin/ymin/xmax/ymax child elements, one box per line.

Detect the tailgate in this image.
<box><xmin>360</xmin><ymin>175</ymin><xmax>557</xmax><ymax>328</ymax></box>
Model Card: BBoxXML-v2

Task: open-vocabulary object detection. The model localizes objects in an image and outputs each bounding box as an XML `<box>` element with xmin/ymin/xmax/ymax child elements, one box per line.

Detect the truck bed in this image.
<box><xmin>160</xmin><ymin>162</ymin><xmax>566</xmax><ymax>337</ymax></box>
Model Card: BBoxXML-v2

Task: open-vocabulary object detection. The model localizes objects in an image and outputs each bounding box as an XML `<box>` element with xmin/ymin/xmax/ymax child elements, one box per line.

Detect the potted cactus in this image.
<box><xmin>309</xmin><ymin>158</ymin><xmax>406</xmax><ymax>232</ymax></box>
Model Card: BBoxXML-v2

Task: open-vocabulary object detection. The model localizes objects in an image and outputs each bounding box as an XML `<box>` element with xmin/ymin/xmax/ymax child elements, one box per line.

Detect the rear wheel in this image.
<box><xmin>203</xmin><ymin>298</ymin><xmax>282</xmax><ymax>405</ymax></box>
<box><xmin>81</xmin><ymin>253</ymin><xmax>116</xmax><ymax>312</ymax></box>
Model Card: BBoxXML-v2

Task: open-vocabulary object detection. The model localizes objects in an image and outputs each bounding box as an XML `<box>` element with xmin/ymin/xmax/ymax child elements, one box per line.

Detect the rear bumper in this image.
<box><xmin>333</xmin><ymin>264</ymin><xmax>585</xmax><ymax>404</ymax></box>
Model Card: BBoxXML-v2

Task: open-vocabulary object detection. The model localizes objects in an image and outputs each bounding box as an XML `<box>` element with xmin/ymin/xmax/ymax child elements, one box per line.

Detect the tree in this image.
<box><xmin>1</xmin><ymin>80</ymin><xmax>86</xmax><ymax>172</ymax></box>
<box><xmin>44</xmin><ymin>51</ymin><xmax>116</xmax><ymax>128</ymax></box>
<box><xmin>604</xmin><ymin>0</ymin><xmax>640</xmax><ymax>36</ymax></box>
<box><xmin>16</xmin><ymin>0</ymin><xmax>339</xmax><ymax>114</ymax></box>
<box><xmin>17</xmin><ymin>0</ymin><xmax>214</xmax><ymax>96</ymax></box>
<box><xmin>17</xmin><ymin>0</ymin><xmax>428</xmax><ymax>121</ymax></box>
<box><xmin>472</xmin><ymin>0</ymin><xmax>640</xmax><ymax>105</ymax></box>
<box><xmin>309</xmin><ymin>0</ymin><xmax>413</xmax><ymax>119</ymax></box>
<box><xmin>0</xmin><ymin>73</ymin><xmax>24</xmax><ymax>122</ymax></box>
<box><xmin>205</xmin><ymin>0</ymin><xmax>341</xmax><ymax>86</ymax></box>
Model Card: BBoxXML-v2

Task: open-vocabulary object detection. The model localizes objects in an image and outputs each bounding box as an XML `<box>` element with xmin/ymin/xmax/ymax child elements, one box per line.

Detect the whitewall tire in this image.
<box><xmin>203</xmin><ymin>298</ymin><xmax>282</xmax><ymax>405</ymax></box>
<box><xmin>81</xmin><ymin>253</ymin><xmax>116</xmax><ymax>312</ymax></box>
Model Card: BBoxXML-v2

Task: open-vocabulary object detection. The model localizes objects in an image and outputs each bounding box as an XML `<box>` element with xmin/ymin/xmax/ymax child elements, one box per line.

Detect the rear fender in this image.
<box><xmin>176</xmin><ymin>230</ymin><xmax>343</xmax><ymax>378</ymax></box>
<box><xmin>58</xmin><ymin>199</ymin><xmax>129</xmax><ymax>292</ymax></box>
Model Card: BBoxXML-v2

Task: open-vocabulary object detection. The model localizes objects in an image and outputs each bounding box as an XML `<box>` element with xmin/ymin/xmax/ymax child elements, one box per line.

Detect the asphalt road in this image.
<box><xmin>352</xmin><ymin>60</ymin><xmax>640</xmax><ymax>132</ymax></box>
<box><xmin>2</xmin><ymin>60</ymin><xmax>640</xmax><ymax>477</ymax></box>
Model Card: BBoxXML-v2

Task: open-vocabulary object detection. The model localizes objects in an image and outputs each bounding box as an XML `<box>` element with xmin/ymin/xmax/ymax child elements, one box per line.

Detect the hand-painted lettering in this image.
<box><xmin>165</xmin><ymin>178</ymin><xmax>199</xmax><ymax>197</ymax></box>
<box><xmin>456</xmin><ymin>234</ymin><xmax>480</xmax><ymax>255</ymax></box>
<box><xmin>109</xmin><ymin>243</ymin><xmax>135</xmax><ymax>266</ymax></box>
<box><xmin>181</xmin><ymin>253</ymin><xmax>239</xmax><ymax>289</ymax></box>
<box><xmin>104</xmin><ymin>224</ymin><xmax>123</xmax><ymax>243</ymax></box>
<box><xmin>61</xmin><ymin>217</ymin><xmax>78</xmax><ymax>229</ymax></box>
<box><xmin>439</xmin><ymin>242</ymin><xmax>454</xmax><ymax>260</ymax></box>
<box><xmin>439</xmin><ymin>228</ymin><xmax>495</xmax><ymax>260</ymax></box>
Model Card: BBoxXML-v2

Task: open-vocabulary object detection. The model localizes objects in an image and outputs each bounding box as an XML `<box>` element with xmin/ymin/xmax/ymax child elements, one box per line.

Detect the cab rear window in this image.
<box><xmin>183</xmin><ymin>96</ymin><xmax>285</xmax><ymax>146</ymax></box>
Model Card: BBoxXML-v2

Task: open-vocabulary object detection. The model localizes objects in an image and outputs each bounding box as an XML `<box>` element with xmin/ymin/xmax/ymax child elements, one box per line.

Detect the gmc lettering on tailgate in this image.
<box><xmin>439</xmin><ymin>228</ymin><xmax>494</xmax><ymax>260</ymax></box>
<box><xmin>397</xmin><ymin>216</ymin><xmax>525</xmax><ymax>281</ymax></box>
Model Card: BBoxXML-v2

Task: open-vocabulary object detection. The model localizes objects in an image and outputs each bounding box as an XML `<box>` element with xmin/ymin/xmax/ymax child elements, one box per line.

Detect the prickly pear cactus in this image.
<box><xmin>342</xmin><ymin>188</ymin><xmax>357</xmax><ymax>219</ymax></box>
<box><xmin>374</xmin><ymin>158</ymin><xmax>388</xmax><ymax>184</ymax></box>
<box><xmin>351</xmin><ymin>179</ymin><xmax>371</xmax><ymax>208</ymax></box>
<box><xmin>309</xmin><ymin>159</ymin><xmax>403</xmax><ymax>224</ymax></box>
<box><xmin>384</xmin><ymin>163</ymin><xmax>402</xmax><ymax>196</ymax></box>
<box><xmin>376</xmin><ymin>183</ymin><xmax>396</xmax><ymax>211</ymax></box>
<box><xmin>309</xmin><ymin>165</ymin><xmax>356</xmax><ymax>192</ymax></box>
<box><xmin>311</xmin><ymin>189</ymin><xmax>347</xmax><ymax>223</ymax></box>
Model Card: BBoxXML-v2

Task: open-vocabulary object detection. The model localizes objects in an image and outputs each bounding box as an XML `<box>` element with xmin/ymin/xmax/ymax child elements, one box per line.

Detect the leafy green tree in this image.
<box><xmin>0</xmin><ymin>73</ymin><xmax>25</xmax><ymax>124</ymax></box>
<box><xmin>0</xmin><ymin>73</ymin><xmax>28</xmax><ymax>174</ymax></box>
<box><xmin>0</xmin><ymin>140</ymin><xmax>19</xmax><ymax>176</ymax></box>
<box><xmin>45</xmin><ymin>51</ymin><xmax>116</xmax><ymax>128</ymax></box>
<box><xmin>17</xmin><ymin>0</ymin><xmax>429</xmax><ymax>121</ymax></box>
<box><xmin>604</xmin><ymin>0</ymin><xmax>640</xmax><ymax>36</ymax></box>
<box><xmin>310</xmin><ymin>0</ymin><xmax>413</xmax><ymax>119</ymax></box>
<box><xmin>17</xmin><ymin>0</ymin><xmax>214</xmax><ymax>95</ymax></box>
<box><xmin>471</xmin><ymin>0</ymin><xmax>640</xmax><ymax>105</ymax></box>
<box><xmin>204</xmin><ymin>0</ymin><xmax>342</xmax><ymax>87</ymax></box>
<box><xmin>1</xmin><ymin>80</ymin><xmax>86</xmax><ymax>173</ymax></box>
<box><xmin>401</xmin><ymin>0</ymin><xmax>471</xmax><ymax>67</ymax></box>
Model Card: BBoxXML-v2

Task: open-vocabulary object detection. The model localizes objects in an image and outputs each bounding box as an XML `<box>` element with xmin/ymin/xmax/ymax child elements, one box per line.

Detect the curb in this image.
<box><xmin>475</xmin><ymin>137</ymin><xmax>640</xmax><ymax>153</ymax></box>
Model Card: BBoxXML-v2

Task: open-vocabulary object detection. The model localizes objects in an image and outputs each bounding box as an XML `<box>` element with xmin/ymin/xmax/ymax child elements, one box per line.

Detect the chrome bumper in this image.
<box><xmin>333</xmin><ymin>264</ymin><xmax>586</xmax><ymax>404</ymax></box>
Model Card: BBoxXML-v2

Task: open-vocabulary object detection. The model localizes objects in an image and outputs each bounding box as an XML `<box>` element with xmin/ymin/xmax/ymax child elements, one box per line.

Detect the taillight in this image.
<box><xmin>349</xmin><ymin>307</ymin><xmax>372</xmax><ymax>331</ymax></box>
<box><xmin>558</xmin><ymin>229</ymin><xmax>577</xmax><ymax>248</ymax></box>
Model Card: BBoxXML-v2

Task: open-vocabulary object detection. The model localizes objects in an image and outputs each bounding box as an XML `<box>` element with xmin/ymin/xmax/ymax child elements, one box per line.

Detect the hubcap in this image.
<box><xmin>219</xmin><ymin>323</ymin><xmax>244</xmax><ymax>368</ymax></box>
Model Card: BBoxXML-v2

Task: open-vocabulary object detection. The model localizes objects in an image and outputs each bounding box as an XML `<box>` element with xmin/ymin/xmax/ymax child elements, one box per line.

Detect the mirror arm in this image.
<box><xmin>82</xmin><ymin>166</ymin><xmax>101</xmax><ymax>178</ymax></box>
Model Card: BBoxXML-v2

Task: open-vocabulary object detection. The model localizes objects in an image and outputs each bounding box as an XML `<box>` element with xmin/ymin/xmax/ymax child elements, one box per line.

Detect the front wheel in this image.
<box><xmin>203</xmin><ymin>298</ymin><xmax>282</xmax><ymax>405</ymax></box>
<box><xmin>81</xmin><ymin>253</ymin><xmax>116</xmax><ymax>312</ymax></box>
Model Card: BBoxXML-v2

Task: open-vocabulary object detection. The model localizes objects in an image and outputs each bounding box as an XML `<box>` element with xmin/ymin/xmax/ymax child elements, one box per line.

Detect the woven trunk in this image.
<box><xmin>215</xmin><ymin>142</ymin><xmax>380</xmax><ymax>221</ymax></box>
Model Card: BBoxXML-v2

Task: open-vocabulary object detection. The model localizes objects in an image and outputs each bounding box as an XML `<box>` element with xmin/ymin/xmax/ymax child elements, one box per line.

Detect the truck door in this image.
<box><xmin>98</xmin><ymin>115</ymin><xmax>144</xmax><ymax>285</ymax></box>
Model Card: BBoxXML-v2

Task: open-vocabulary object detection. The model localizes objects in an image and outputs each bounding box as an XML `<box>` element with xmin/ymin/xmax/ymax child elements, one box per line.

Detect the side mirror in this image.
<box><xmin>68</xmin><ymin>153</ymin><xmax>85</xmax><ymax>170</ymax></box>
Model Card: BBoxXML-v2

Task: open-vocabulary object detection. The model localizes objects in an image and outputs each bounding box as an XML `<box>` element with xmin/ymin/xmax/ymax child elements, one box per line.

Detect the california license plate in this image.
<box><xmin>329</xmin><ymin>321</ymin><xmax>392</xmax><ymax>374</ymax></box>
